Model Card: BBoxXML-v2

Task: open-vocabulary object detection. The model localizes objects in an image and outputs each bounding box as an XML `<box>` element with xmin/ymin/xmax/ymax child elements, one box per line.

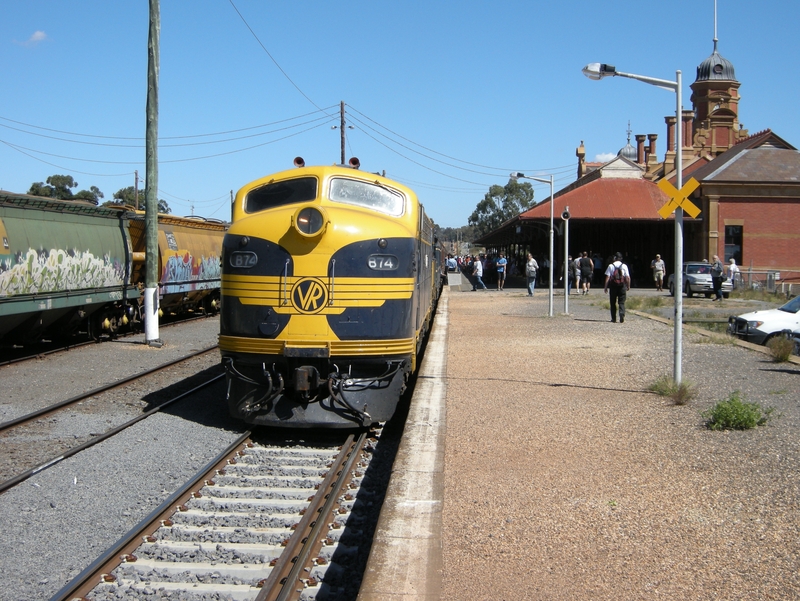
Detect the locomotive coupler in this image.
<box><xmin>293</xmin><ymin>366</ymin><xmax>321</xmax><ymax>401</ymax></box>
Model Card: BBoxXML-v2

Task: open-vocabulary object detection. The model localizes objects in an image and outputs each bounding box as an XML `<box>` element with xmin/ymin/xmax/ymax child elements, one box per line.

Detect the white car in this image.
<box><xmin>727</xmin><ymin>295</ymin><xmax>800</xmax><ymax>345</ymax></box>
<box><xmin>667</xmin><ymin>262</ymin><xmax>732</xmax><ymax>298</ymax></box>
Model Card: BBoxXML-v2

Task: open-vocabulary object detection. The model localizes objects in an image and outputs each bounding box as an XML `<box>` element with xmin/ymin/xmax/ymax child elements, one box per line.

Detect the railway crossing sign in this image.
<box><xmin>657</xmin><ymin>177</ymin><xmax>701</xmax><ymax>219</ymax></box>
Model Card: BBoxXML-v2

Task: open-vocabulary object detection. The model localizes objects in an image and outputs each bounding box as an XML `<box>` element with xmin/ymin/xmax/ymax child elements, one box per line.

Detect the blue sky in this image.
<box><xmin>2</xmin><ymin>1</ymin><xmax>798</xmax><ymax>227</ymax></box>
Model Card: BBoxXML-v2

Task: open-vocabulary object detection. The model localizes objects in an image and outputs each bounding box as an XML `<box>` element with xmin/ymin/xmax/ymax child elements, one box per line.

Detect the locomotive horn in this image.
<box><xmin>348</xmin><ymin>157</ymin><xmax>360</xmax><ymax>169</ymax></box>
<box><xmin>293</xmin><ymin>156</ymin><xmax>305</xmax><ymax>168</ymax></box>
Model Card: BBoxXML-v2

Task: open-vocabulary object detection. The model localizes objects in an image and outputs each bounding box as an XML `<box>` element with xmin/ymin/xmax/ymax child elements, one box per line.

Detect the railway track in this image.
<box><xmin>0</xmin><ymin>346</ymin><xmax>221</xmax><ymax>493</ymax></box>
<box><xmin>0</xmin><ymin>313</ymin><xmax>214</xmax><ymax>369</ymax></box>
<box><xmin>53</xmin><ymin>430</ymin><xmax>374</xmax><ymax>601</ymax></box>
<box><xmin>0</xmin><ymin>345</ymin><xmax>218</xmax><ymax>435</ymax></box>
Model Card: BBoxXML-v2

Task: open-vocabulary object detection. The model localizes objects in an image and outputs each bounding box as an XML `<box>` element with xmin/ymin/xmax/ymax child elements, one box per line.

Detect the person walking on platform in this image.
<box><xmin>651</xmin><ymin>254</ymin><xmax>665</xmax><ymax>292</ymax></box>
<box><xmin>496</xmin><ymin>253</ymin><xmax>508</xmax><ymax>291</ymax></box>
<box><xmin>472</xmin><ymin>256</ymin><xmax>488</xmax><ymax>291</ymax></box>
<box><xmin>567</xmin><ymin>255</ymin><xmax>578</xmax><ymax>295</ymax></box>
<box><xmin>710</xmin><ymin>254</ymin><xmax>724</xmax><ymax>301</ymax></box>
<box><xmin>727</xmin><ymin>257</ymin><xmax>740</xmax><ymax>289</ymax></box>
<box><xmin>604</xmin><ymin>252</ymin><xmax>631</xmax><ymax>323</ymax></box>
<box><xmin>525</xmin><ymin>253</ymin><xmax>539</xmax><ymax>296</ymax></box>
<box><xmin>579</xmin><ymin>252</ymin><xmax>594</xmax><ymax>295</ymax></box>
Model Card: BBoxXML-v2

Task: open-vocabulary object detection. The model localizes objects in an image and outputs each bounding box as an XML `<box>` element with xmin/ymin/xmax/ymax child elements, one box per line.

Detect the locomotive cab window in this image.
<box><xmin>245</xmin><ymin>177</ymin><xmax>318</xmax><ymax>213</ymax></box>
<box><xmin>329</xmin><ymin>178</ymin><xmax>404</xmax><ymax>216</ymax></box>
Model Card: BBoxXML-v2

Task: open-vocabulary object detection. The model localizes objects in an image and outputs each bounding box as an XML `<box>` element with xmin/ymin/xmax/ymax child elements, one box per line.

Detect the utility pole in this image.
<box><xmin>144</xmin><ymin>0</ymin><xmax>162</xmax><ymax>347</ymax></box>
<box><xmin>339</xmin><ymin>101</ymin><xmax>346</xmax><ymax>164</ymax></box>
<box><xmin>134</xmin><ymin>170</ymin><xmax>139</xmax><ymax>210</ymax></box>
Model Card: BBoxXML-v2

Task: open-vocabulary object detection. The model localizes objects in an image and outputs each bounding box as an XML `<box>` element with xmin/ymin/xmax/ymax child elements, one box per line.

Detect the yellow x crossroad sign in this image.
<box><xmin>657</xmin><ymin>177</ymin><xmax>701</xmax><ymax>219</ymax></box>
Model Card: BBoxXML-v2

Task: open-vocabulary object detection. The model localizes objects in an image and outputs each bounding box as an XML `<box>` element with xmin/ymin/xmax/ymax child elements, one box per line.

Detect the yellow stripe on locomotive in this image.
<box><xmin>222</xmin><ymin>274</ymin><xmax>414</xmax><ymax>311</ymax></box>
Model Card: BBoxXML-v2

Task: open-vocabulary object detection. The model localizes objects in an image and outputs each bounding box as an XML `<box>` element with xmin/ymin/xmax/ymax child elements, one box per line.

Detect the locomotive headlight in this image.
<box><xmin>293</xmin><ymin>205</ymin><xmax>327</xmax><ymax>237</ymax></box>
<box><xmin>377</xmin><ymin>238</ymin><xmax>388</xmax><ymax>249</ymax></box>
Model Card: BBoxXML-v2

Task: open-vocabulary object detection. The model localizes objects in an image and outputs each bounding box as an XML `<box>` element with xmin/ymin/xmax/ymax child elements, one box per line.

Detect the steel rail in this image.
<box><xmin>0</xmin><ymin>372</ymin><xmax>224</xmax><ymax>495</ymax></box>
<box><xmin>48</xmin><ymin>431</ymin><xmax>254</xmax><ymax>601</ymax></box>
<box><xmin>0</xmin><ymin>313</ymin><xmax>213</xmax><ymax>368</ymax></box>
<box><xmin>256</xmin><ymin>430</ymin><xmax>367</xmax><ymax>601</ymax></box>
<box><xmin>0</xmin><ymin>344</ymin><xmax>218</xmax><ymax>433</ymax></box>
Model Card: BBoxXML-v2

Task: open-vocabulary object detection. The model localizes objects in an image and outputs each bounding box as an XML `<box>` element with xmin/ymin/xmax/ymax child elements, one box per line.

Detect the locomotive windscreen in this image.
<box><xmin>245</xmin><ymin>177</ymin><xmax>317</xmax><ymax>213</ymax></box>
<box><xmin>329</xmin><ymin>178</ymin><xmax>405</xmax><ymax>216</ymax></box>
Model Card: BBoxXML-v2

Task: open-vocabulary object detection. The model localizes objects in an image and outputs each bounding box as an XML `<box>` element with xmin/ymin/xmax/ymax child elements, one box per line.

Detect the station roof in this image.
<box><xmin>685</xmin><ymin>129</ymin><xmax>799</xmax><ymax>184</ymax></box>
<box><xmin>519</xmin><ymin>177</ymin><xmax>670</xmax><ymax>222</ymax></box>
<box><xmin>476</xmin><ymin>175</ymin><xmax>674</xmax><ymax>246</ymax></box>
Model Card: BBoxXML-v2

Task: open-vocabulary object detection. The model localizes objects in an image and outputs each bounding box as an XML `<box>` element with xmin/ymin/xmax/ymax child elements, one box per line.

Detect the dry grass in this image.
<box><xmin>766</xmin><ymin>336</ymin><xmax>795</xmax><ymax>362</ymax></box>
<box><xmin>648</xmin><ymin>375</ymin><xmax>698</xmax><ymax>405</ymax></box>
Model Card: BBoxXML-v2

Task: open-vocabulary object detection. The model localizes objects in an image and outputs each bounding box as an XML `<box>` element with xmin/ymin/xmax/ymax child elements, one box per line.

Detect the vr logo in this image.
<box><xmin>290</xmin><ymin>277</ymin><xmax>329</xmax><ymax>314</ymax></box>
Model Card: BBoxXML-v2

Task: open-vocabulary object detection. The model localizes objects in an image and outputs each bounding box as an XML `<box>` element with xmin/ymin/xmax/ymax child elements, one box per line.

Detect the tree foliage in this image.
<box><xmin>102</xmin><ymin>186</ymin><xmax>171</xmax><ymax>214</ymax></box>
<box><xmin>436</xmin><ymin>225</ymin><xmax>474</xmax><ymax>244</ymax></box>
<box><xmin>468</xmin><ymin>179</ymin><xmax>535</xmax><ymax>239</ymax></box>
<box><xmin>25</xmin><ymin>175</ymin><xmax>171</xmax><ymax>212</ymax></box>
<box><xmin>27</xmin><ymin>175</ymin><xmax>105</xmax><ymax>205</ymax></box>
<box><xmin>109</xmin><ymin>186</ymin><xmax>142</xmax><ymax>207</ymax></box>
<box><xmin>74</xmin><ymin>186</ymin><xmax>104</xmax><ymax>204</ymax></box>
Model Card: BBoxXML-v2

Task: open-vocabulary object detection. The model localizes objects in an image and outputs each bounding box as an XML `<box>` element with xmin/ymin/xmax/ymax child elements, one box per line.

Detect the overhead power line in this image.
<box><xmin>227</xmin><ymin>0</ymin><xmax>331</xmax><ymax>116</ymax></box>
<box><xmin>0</xmin><ymin>108</ymin><xmax>337</xmax><ymax>140</ymax></box>
<box><xmin>0</xmin><ymin>112</ymin><xmax>336</xmax><ymax>148</ymax></box>
<box><xmin>1</xmin><ymin>118</ymin><xmax>336</xmax><ymax>166</ymax></box>
<box><xmin>347</xmin><ymin>104</ymin><xmax>576</xmax><ymax>175</ymax></box>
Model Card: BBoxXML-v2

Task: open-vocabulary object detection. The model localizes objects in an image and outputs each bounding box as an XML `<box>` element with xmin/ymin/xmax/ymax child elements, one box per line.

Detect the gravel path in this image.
<box><xmin>441</xmin><ymin>289</ymin><xmax>799</xmax><ymax>600</ymax></box>
<box><xmin>0</xmin><ymin>317</ymin><xmax>248</xmax><ymax>601</ymax></box>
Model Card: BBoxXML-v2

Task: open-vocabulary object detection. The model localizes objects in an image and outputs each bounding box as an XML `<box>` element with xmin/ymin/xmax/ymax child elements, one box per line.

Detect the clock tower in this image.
<box><xmin>689</xmin><ymin>35</ymin><xmax>748</xmax><ymax>156</ymax></box>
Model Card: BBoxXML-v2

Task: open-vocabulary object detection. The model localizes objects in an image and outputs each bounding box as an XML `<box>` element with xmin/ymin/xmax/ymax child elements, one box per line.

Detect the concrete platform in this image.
<box><xmin>357</xmin><ymin>289</ymin><xmax>449</xmax><ymax>601</ymax></box>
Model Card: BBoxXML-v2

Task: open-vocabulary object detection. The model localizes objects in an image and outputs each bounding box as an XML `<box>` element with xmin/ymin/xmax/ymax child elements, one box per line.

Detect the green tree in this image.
<box><xmin>74</xmin><ymin>186</ymin><xmax>104</xmax><ymax>205</ymax></box>
<box><xmin>104</xmin><ymin>186</ymin><xmax>170</xmax><ymax>214</ymax></box>
<box><xmin>468</xmin><ymin>179</ymin><xmax>534</xmax><ymax>239</ymax></box>
<box><xmin>28</xmin><ymin>174</ymin><xmax>78</xmax><ymax>199</ymax></box>
<box><xmin>28</xmin><ymin>175</ymin><xmax>104</xmax><ymax>204</ymax></box>
<box><xmin>109</xmin><ymin>186</ymin><xmax>143</xmax><ymax>208</ymax></box>
<box><xmin>436</xmin><ymin>225</ymin><xmax>474</xmax><ymax>249</ymax></box>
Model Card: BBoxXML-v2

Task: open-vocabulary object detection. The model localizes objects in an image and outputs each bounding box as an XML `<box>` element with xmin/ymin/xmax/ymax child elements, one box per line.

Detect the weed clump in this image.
<box><xmin>766</xmin><ymin>335</ymin><xmax>795</xmax><ymax>362</ymax></box>
<box><xmin>648</xmin><ymin>375</ymin><xmax>697</xmax><ymax>405</ymax></box>
<box><xmin>702</xmin><ymin>391</ymin><xmax>776</xmax><ymax>430</ymax></box>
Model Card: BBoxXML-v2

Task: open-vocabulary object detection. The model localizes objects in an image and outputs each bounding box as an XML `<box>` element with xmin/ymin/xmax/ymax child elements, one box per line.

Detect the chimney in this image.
<box><xmin>635</xmin><ymin>134</ymin><xmax>646</xmax><ymax>164</ymax></box>
<box><xmin>647</xmin><ymin>134</ymin><xmax>658</xmax><ymax>159</ymax></box>
<box><xmin>576</xmin><ymin>140</ymin><xmax>586</xmax><ymax>179</ymax></box>
<box><xmin>682</xmin><ymin>110</ymin><xmax>694</xmax><ymax>150</ymax></box>
<box><xmin>665</xmin><ymin>116</ymin><xmax>676</xmax><ymax>152</ymax></box>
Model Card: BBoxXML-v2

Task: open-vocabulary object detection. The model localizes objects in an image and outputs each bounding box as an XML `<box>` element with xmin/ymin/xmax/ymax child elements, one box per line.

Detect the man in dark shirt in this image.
<box><xmin>579</xmin><ymin>252</ymin><xmax>594</xmax><ymax>295</ymax></box>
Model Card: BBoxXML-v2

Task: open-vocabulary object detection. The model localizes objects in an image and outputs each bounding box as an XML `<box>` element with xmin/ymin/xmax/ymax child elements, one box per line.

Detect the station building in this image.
<box><xmin>478</xmin><ymin>40</ymin><xmax>800</xmax><ymax>287</ymax></box>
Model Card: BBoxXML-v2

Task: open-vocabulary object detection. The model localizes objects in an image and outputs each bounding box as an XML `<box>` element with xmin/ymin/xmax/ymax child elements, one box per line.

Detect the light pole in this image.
<box><xmin>582</xmin><ymin>63</ymin><xmax>684</xmax><ymax>384</ymax></box>
<box><xmin>511</xmin><ymin>172</ymin><xmax>555</xmax><ymax>317</ymax></box>
<box><xmin>562</xmin><ymin>206</ymin><xmax>570</xmax><ymax>314</ymax></box>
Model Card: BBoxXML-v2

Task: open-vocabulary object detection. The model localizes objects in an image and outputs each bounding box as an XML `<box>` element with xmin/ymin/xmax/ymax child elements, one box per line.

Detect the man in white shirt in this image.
<box><xmin>603</xmin><ymin>252</ymin><xmax>631</xmax><ymax>323</ymax></box>
<box><xmin>472</xmin><ymin>256</ymin><xmax>488</xmax><ymax>291</ymax></box>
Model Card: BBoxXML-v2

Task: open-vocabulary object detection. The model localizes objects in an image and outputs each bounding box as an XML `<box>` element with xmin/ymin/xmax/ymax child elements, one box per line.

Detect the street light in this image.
<box><xmin>510</xmin><ymin>172</ymin><xmax>555</xmax><ymax>317</ymax></box>
<box><xmin>582</xmin><ymin>62</ymin><xmax>685</xmax><ymax>384</ymax></box>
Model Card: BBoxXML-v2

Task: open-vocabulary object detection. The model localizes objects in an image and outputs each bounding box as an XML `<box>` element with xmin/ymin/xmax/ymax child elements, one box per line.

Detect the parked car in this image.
<box><xmin>727</xmin><ymin>295</ymin><xmax>800</xmax><ymax>345</ymax></box>
<box><xmin>667</xmin><ymin>262</ymin><xmax>733</xmax><ymax>298</ymax></box>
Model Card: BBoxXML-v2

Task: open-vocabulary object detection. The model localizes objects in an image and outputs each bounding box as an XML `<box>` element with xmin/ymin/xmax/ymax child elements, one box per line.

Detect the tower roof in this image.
<box><xmin>617</xmin><ymin>121</ymin><xmax>637</xmax><ymax>161</ymax></box>
<box><xmin>696</xmin><ymin>45</ymin><xmax>736</xmax><ymax>82</ymax></box>
<box><xmin>697</xmin><ymin>1</ymin><xmax>737</xmax><ymax>83</ymax></box>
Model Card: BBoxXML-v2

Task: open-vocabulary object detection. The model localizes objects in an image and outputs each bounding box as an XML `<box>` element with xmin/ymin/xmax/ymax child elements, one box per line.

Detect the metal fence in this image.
<box><xmin>731</xmin><ymin>270</ymin><xmax>799</xmax><ymax>295</ymax></box>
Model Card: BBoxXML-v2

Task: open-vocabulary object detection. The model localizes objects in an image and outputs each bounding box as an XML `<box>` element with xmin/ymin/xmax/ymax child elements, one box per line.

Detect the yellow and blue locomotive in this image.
<box><xmin>219</xmin><ymin>158</ymin><xmax>442</xmax><ymax>428</ymax></box>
